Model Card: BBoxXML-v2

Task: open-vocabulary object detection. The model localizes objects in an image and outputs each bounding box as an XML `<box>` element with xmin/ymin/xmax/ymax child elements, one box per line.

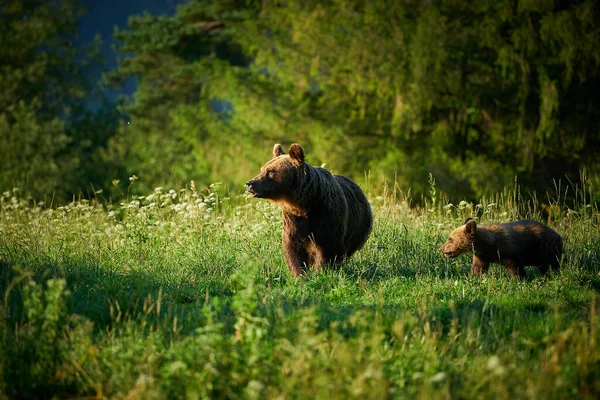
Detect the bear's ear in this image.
<box><xmin>465</xmin><ymin>219</ymin><xmax>477</xmax><ymax>236</ymax></box>
<box><xmin>288</xmin><ymin>143</ymin><xmax>305</xmax><ymax>165</ymax></box>
<box><xmin>272</xmin><ymin>144</ymin><xmax>285</xmax><ymax>159</ymax></box>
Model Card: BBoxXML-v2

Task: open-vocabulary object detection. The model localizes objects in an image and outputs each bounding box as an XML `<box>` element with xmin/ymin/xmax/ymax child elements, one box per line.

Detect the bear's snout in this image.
<box><xmin>245</xmin><ymin>179</ymin><xmax>257</xmax><ymax>196</ymax></box>
<box><xmin>246</xmin><ymin>178</ymin><xmax>268</xmax><ymax>198</ymax></box>
<box><xmin>440</xmin><ymin>243</ymin><xmax>455</xmax><ymax>258</ymax></box>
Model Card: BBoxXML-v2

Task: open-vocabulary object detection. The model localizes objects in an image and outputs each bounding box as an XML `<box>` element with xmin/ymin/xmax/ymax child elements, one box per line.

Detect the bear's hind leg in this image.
<box><xmin>538</xmin><ymin>255</ymin><xmax>561</xmax><ymax>276</ymax></box>
<box><xmin>550</xmin><ymin>256</ymin><xmax>561</xmax><ymax>273</ymax></box>
<box><xmin>315</xmin><ymin>241</ymin><xmax>347</xmax><ymax>271</ymax></box>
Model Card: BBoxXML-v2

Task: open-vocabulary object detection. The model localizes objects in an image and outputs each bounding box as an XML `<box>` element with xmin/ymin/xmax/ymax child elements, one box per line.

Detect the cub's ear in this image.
<box><xmin>272</xmin><ymin>144</ymin><xmax>285</xmax><ymax>159</ymax></box>
<box><xmin>465</xmin><ymin>219</ymin><xmax>477</xmax><ymax>235</ymax></box>
<box><xmin>288</xmin><ymin>143</ymin><xmax>305</xmax><ymax>165</ymax></box>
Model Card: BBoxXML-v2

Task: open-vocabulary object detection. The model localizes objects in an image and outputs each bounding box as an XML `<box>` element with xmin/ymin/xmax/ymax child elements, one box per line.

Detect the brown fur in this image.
<box><xmin>246</xmin><ymin>143</ymin><xmax>373</xmax><ymax>277</ymax></box>
<box><xmin>441</xmin><ymin>218</ymin><xmax>563</xmax><ymax>279</ymax></box>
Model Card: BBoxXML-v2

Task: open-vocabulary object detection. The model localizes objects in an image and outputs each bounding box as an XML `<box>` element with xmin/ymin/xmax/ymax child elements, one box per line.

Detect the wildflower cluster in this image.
<box><xmin>0</xmin><ymin>182</ymin><xmax>284</xmax><ymax>256</ymax></box>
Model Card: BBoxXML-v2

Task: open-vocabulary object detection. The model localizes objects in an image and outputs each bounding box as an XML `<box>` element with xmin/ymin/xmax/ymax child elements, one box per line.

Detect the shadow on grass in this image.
<box><xmin>1</xmin><ymin>251</ymin><xmax>592</xmax><ymax>340</ymax></box>
<box><xmin>0</xmin><ymin>257</ymin><xmax>235</xmax><ymax>334</ymax></box>
<box><xmin>271</xmin><ymin>296</ymin><xmax>557</xmax><ymax>349</ymax></box>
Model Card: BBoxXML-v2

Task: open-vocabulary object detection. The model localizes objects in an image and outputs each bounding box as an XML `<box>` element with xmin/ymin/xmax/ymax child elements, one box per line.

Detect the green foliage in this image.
<box><xmin>100</xmin><ymin>0</ymin><xmax>600</xmax><ymax>201</ymax></box>
<box><xmin>1</xmin><ymin>178</ymin><xmax>600</xmax><ymax>398</ymax></box>
<box><xmin>0</xmin><ymin>102</ymin><xmax>70</xmax><ymax>196</ymax></box>
<box><xmin>2</xmin><ymin>0</ymin><xmax>599</xmax><ymax>201</ymax></box>
<box><xmin>0</xmin><ymin>0</ymin><xmax>118</xmax><ymax>201</ymax></box>
<box><xmin>0</xmin><ymin>271</ymin><xmax>96</xmax><ymax>398</ymax></box>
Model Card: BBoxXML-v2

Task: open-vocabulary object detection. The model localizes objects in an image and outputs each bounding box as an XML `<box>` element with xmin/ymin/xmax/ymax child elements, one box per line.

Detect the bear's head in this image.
<box><xmin>441</xmin><ymin>218</ymin><xmax>477</xmax><ymax>258</ymax></box>
<box><xmin>245</xmin><ymin>143</ymin><xmax>306</xmax><ymax>200</ymax></box>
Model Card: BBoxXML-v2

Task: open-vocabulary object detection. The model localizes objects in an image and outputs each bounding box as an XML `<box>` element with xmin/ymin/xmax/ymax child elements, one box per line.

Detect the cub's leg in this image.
<box><xmin>550</xmin><ymin>256</ymin><xmax>561</xmax><ymax>273</ymax></box>
<box><xmin>470</xmin><ymin>255</ymin><xmax>489</xmax><ymax>277</ymax></box>
<box><xmin>539</xmin><ymin>258</ymin><xmax>561</xmax><ymax>276</ymax></box>
<box><xmin>503</xmin><ymin>259</ymin><xmax>526</xmax><ymax>280</ymax></box>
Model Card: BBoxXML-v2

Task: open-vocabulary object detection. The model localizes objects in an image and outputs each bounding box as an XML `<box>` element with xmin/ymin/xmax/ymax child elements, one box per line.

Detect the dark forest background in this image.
<box><xmin>1</xmin><ymin>0</ymin><xmax>599</xmax><ymax>203</ymax></box>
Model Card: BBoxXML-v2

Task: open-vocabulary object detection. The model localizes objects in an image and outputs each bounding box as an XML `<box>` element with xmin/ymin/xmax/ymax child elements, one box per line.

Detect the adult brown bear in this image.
<box><xmin>441</xmin><ymin>218</ymin><xmax>563</xmax><ymax>279</ymax></box>
<box><xmin>246</xmin><ymin>143</ymin><xmax>373</xmax><ymax>277</ymax></box>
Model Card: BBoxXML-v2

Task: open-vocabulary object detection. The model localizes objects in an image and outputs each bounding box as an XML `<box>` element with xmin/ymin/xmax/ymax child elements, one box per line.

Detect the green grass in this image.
<box><xmin>1</xmin><ymin>180</ymin><xmax>600</xmax><ymax>399</ymax></box>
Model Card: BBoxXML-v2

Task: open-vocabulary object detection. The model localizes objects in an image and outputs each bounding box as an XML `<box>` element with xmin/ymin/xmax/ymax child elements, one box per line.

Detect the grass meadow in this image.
<box><xmin>1</xmin><ymin>177</ymin><xmax>600</xmax><ymax>399</ymax></box>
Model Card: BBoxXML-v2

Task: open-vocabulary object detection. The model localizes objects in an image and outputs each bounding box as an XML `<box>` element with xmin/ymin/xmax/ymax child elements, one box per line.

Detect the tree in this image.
<box><xmin>246</xmin><ymin>0</ymin><xmax>600</xmax><ymax>198</ymax></box>
<box><xmin>103</xmin><ymin>1</ymin><xmax>256</xmax><ymax>194</ymax></box>
<box><xmin>0</xmin><ymin>0</ymin><xmax>117</xmax><ymax>200</ymax></box>
<box><xmin>105</xmin><ymin>0</ymin><xmax>600</xmax><ymax>200</ymax></box>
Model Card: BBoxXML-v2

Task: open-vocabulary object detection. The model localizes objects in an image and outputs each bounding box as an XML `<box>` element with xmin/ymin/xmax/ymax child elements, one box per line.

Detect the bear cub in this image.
<box><xmin>441</xmin><ymin>218</ymin><xmax>563</xmax><ymax>279</ymax></box>
<box><xmin>246</xmin><ymin>143</ymin><xmax>373</xmax><ymax>277</ymax></box>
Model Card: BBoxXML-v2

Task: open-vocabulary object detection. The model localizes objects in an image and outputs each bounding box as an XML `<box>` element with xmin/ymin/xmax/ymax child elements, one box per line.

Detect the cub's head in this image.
<box><xmin>441</xmin><ymin>218</ymin><xmax>477</xmax><ymax>258</ymax></box>
<box><xmin>245</xmin><ymin>143</ymin><xmax>306</xmax><ymax>200</ymax></box>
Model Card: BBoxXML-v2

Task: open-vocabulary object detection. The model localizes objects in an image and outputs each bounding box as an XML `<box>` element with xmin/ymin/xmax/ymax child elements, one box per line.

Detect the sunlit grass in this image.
<box><xmin>1</xmin><ymin>177</ymin><xmax>599</xmax><ymax>399</ymax></box>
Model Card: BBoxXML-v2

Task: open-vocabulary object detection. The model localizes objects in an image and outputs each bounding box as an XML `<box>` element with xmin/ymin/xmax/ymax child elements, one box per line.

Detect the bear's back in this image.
<box><xmin>483</xmin><ymin>220</ymin><xmax>562</xmax><ymax>266</ymax></box>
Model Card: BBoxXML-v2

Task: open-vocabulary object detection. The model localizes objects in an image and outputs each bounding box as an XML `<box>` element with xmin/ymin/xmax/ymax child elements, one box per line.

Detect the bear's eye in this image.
<box><xmin>267</xmin><ymin>170</ymin><xmax>275</xmax><ymax>178</ymax></box>
<box><xmin>448</xmin><ymin>238</ymin><xmax>453</xmax><ymax>243</ymax></box>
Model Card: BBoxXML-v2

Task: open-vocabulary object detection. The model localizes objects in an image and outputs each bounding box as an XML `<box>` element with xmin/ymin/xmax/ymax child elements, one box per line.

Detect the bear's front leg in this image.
<box><xmin>282</xmin><ymin>233</ymin><xmax>311</xmax><ymax>277</ymax></box>
<box><xmin>470</xmin><ymin>255</ymin><xmax>489</xmax><ymax>277</ymax></box>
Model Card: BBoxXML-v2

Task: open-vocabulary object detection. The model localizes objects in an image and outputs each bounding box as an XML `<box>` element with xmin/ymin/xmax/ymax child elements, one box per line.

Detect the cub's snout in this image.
<box><xmin>440</xmin><ymin>243</ymin><xmax>458</xmax><ymax>258</ymax></box>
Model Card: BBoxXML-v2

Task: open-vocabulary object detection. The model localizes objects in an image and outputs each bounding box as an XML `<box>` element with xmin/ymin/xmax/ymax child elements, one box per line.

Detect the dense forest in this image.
<box><xmin>1</xmin><ymin>0</ymin><xmax>599</xmax><ymax>202</ymax></box>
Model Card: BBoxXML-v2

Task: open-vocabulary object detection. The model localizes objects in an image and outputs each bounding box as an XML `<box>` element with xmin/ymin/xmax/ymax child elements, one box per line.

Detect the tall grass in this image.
<box><xmin>0</xmin><ymin>176</ymin><xmax>599</xmax><ymax>399</ymax></box>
